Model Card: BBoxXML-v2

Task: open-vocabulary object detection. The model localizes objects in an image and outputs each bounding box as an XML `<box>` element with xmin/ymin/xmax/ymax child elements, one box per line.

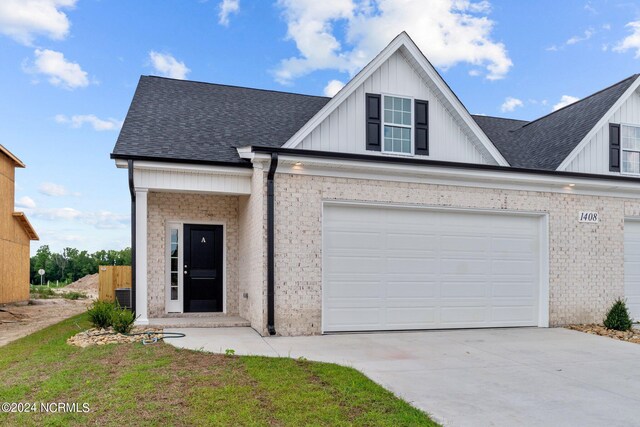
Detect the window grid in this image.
<box><xmin>622</xmin><ymin>125</ymin><xmax>640</xmax><ymax>175</ymax></box>
<box><xmin>170</xmin><ymin>228</ymin><xmax>179</xmax><ymax>300</ymax></box>
<box><xmin>382</xmin><ymin>95</ymin><xmax>412</xmax><ymax>155</ymax></box>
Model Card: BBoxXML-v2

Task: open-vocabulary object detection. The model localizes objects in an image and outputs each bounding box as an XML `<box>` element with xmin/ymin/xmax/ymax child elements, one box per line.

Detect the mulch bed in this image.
<box><xmin>566</xmin><ymin>324</ymin><xmax>640</xmax><ymax>344</ymax></box>
<box><xmin>67</xmin><ymin>326</ymin><xmax>164</xmax><ymax>347</ymax></box>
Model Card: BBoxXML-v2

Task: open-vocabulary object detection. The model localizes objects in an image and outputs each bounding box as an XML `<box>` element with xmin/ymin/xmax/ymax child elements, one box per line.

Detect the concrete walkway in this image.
<box><xmin>167</xmin><ymin>327</ymin><xmax>640</xmax><ymax>427</ymax></box>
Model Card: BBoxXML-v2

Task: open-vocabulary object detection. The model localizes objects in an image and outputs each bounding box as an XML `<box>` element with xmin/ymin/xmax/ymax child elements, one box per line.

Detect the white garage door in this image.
<box><xmin>624</xmin><ymin>221</ymin><xmax>640</xmax><ymax>320</ymax></box>
<box><xmin>322</xmin><ymin>204</ymin><xmax>543</xmax><ymax>332</ymax></box>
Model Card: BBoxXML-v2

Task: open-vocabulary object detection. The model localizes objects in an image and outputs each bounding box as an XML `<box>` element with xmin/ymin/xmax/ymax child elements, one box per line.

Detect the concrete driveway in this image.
<box><xmin>167</xmin><ymin>327</ymin><xmax>640</xmax><ymax>426</ymax></box>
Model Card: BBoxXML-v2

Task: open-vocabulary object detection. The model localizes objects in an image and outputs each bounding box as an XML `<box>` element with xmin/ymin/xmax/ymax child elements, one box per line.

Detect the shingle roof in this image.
<box><xmin>112</xmin><ymin>76</ymin><xmax>330</xmax><ymax>165</ymax></box>
<box><xmin>113</xmin><ymin>74</ymin><xmax>639</xmax><ymax>171</ymax></box>
<box><xmin>473</xmin><ymin>74</ymin><xmax>639</xmax><ymax>170</ymax></box>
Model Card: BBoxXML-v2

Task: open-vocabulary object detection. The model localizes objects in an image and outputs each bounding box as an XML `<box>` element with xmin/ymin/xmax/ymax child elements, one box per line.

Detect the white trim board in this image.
<box><xmin>115</xmin><ymin>160</ymin><xmax>252</xmax><ymax>195</ymax></box>
<box><xmin>281</xmin><ymin>32</ymin><xmax>509</xmax><ymax>167</ymax></box>
<box><xmin>249</xmin><ymin>153</ymin><xmax>640</xmax><ymax>199</ymax></box>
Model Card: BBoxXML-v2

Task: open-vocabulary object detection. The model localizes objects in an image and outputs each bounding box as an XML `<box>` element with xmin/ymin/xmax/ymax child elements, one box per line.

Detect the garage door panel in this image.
<box><xmin>323</xmin><ymin>205</ymin><xmax>542</xmax><ymax>332</ymax></box>
<box><xmin>325</xmin><ymin>308</ymin><xmax>382</xmax><ymax>329</ymax></box>
<box><xmin>326</xmin><ymin>256</ymin><xmax>383</xmax><ymax>274</ymax></box>
<box><xmin>325</xmin><ymin>280</ymin><xmax>382</xmax><ymax>298</ymax></box>
<box><xmin>440</xmin><ymin>282</ymin><xmax>488</xmax><ymax>298</ymax></box>
<box><xmin>386</xmin><ymin>308</ymin><xmax>437</xmax><ymax>327</ymax></box>
<box><xmin>492</xmin><ymin>283</ymin><xmax>537</xmax><ymax>297</ymax></box>
<box><xmin>440</xmin><ymin>235</ymin><xmax>490</xmax><ymax>252</ymax></box>
<box><xmin>492</xmin><ymin>260</ymin><xmax>536</xmax><ymax>275</ymax></box>
<box><xmin>440</xmin><ymin>306</ymin><xmax>489</xmax><ymax>323</ymax></box>
<box><xmin>440</xmin><ymin>259</ymin><xmax>491</xmax><ymax>275</ymax></box>
<box><xmin>385</xmin><ymin>281</ymin><xmax>439</xmax><ymax>298</ymax></box>
<box><xmin>325</xmin><ymin>231</ymin><xmax>382</xmax><ymax>250</ymax></box>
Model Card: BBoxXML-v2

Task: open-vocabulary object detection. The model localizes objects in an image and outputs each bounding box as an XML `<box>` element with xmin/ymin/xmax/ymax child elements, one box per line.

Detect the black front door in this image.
<box><xmin>183</xmin><ymin>224</ymin><xmax>223</xmax><ymax>312</ymax></box>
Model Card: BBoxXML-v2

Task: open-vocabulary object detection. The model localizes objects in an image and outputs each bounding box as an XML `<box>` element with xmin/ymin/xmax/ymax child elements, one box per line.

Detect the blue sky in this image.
<box><xmin>3</xmin><ymin>0</ymin><xmax>640</xmax><ymax>254</ymax></box>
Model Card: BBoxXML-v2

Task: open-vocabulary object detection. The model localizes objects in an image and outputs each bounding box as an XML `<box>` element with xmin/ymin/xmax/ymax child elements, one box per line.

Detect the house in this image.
<box><xmin>0</xmin><ymin>144</ymin><xmax>38</xmax><ymax>304</ymax></box>
<box><xmin>112</xmin><ymin>32</ymin><xmax>640</xmax><ymax>336</ymax></box>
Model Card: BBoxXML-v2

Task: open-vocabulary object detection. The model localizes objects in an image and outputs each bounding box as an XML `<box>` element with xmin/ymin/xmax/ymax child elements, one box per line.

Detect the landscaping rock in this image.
<box><xmin>567</xmin><ymin>324</ymin><xmax>640</xmax><ymax>344</ymax></box>
<box><xmin>67</xmin><ymin>326</ymin><xmax>164</xmax><ymax>347</ymax></box>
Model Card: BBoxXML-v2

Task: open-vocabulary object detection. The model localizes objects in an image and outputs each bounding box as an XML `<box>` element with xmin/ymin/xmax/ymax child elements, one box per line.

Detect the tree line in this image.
<box><xmin>30</xmin><ymin>245</ymin><xmax>132</xmax><ymax>284</ymax></box>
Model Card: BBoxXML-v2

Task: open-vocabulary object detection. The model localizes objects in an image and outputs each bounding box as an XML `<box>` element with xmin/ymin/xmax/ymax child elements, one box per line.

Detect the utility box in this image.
<box><xmin>115</xmin><ymin>288</ymin><xmax>131</xmax><ymax>309</ymax></box>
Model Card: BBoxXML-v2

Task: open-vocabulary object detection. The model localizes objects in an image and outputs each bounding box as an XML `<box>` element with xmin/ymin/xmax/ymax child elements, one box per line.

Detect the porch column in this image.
<box><xmin>135</xmin><ymin>188</ymin><xmax>149</xmax><ymax>325</ymax></box>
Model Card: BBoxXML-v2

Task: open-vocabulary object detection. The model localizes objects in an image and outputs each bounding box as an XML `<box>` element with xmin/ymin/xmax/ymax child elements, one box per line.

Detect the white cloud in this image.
<box><xmin>38</xmin><ymin>182</ymin><xmax>80</xmax><ymax>197</ymax></box>
<box><xmin>55</xmin><ymin>114</ymin><xmax>122</xmax><ymax>131</ymax></box>
<box><xmin>27</xmin><ymin>49</ymin><xmax>89</xmax><ymax>89</ymax></box>
<box><xmin>323</xmin><ymin>79</ymin><xmax>345</xmax><ymax>97</ymax></box>
<box><xmin>614</xmin><ymin>21</ymin><xmax>640</xmax><ymax>58</ymax></box>
<box><xmin>552</xmin><ymin>95</ymin><xmax>580</xmax><ymax>111</ymax></box>
<box><xmin>83</xmin><ymin>211</ymin><xmax>129</xmax><ymax>230</ymax></box>
<box><xmin>149</xmin><ymin>51</ymin><xmax>190</xmax><ymax>79</ymax></box>
<box><xmin>275</xmin><ymin>0</ymin><xmax>512</xmax><ymax>84</ymax></box>
<box><xmin>219</xmin><ymin>0</ymin><xmax>240</xmax><ymax>26</ymax></box>
<box><xmin>32</xmin><ymin>207</ymin><xmax>82</xmax><ymax>220</ymax></box>
<box><xmin>566</xmin><ymin>29</ymin><xmax>593</xmax><ymax>45</ymax></box>
<box><xmin>15</xmin><ymin>196</ymin><xmax>36</xmax><ymax>209</ymax></box>
<box><xmin>0</xmin><ymin>0</ymin><xmax>76</xmax><ymax>45</ymax></box>
<box><xmin>31</xmin><ymin>208</ymin><xmax>128</xmax><ymax>229</ymax></box>
<box><xmin>500</xmin><ymin>97</ymin><xmax>523</xmax><ymax>112</ymax></box>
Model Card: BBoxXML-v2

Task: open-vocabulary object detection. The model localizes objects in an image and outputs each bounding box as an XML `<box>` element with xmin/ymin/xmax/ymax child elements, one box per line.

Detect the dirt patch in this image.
<box><xmin>59</xmin><ymin>273</ymin><xmax>99</xmax><ymax>299</ymax></box>
<box><xmin>0</xmin><ymin>298</ymin><xmax>90</xmax><ymax>346</ymax></box>
<box><xmin>567</xmin><ymin>324</ymin><xmax>640</xmax><ymax>344</ymax></box>
<box><xmin>0</xmin><ymin>273</ymin><xmax>102</xmax><ymax>347</ymax></box>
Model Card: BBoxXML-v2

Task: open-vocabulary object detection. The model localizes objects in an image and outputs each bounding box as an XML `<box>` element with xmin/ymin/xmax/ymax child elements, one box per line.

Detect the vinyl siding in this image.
<box><xmin>297</xmin><ymin>50</ymin><xmax>492</xmax><ymax>165</ymax></box>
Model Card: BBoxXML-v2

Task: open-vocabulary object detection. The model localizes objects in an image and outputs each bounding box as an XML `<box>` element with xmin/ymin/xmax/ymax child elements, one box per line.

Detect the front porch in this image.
<box><xmin>120</xmin><ymin>160</ymin><xmax>268</xmax><ymax>334</ymax></box>
<box><xmin>147</xmin><ymin>314</ymin><xmax>251</xmax><ymax>328</ymax></box>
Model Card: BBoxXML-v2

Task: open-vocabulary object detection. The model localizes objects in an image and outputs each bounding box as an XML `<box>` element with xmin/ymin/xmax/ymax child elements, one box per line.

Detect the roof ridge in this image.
<box><xmin>143</xmin><ymin>75</ymin><xmax>331</xmax><ymax>100</ymax></box>
<box><xmin>521</xmin><ymin>74</ymin><xmax>639</xmax><ymax>128</ymax></box>
<box><xmin>472</xmin><ymin>114</ymin><xmax>529</xmax><ymax>123</ymax></box>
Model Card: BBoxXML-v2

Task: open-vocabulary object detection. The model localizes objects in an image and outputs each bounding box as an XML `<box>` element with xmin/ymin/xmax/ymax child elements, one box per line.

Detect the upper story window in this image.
<box><xmin>366</xmin><ymin>93</ymin><xmax>428</xmax><ymax>156</ymax></box>
<box><xmin>383</xmin><ymin>95</ymin><xmax>412</xmax><ymax>154</ymax></box>
<box><xmin>621</xmin><ymin>125</ymin><xmax>640</xmax><ymax>174</ymax></box>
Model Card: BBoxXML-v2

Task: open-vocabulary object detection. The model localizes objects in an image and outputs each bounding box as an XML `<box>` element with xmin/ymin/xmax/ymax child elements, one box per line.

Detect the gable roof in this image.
<box><xmin>473</xmin><ymin>74</ymin><xmax>639</xmax><ymax>170</ymax></box>
<box><xmin>281</xmin><ymin>32</ymin><xmax>509</xmax><ymax>166</ymax></box>
<box><xmin>111</xmin><ymin>76</ymin><xmax>330</xmax><ymax>165</ymax></box>
<box><xmin>111</xmin><ymin>38</ymin><xmax>639</xmax><ymax>173</ymax></box>
<box><xmin>0</xmin><ymin>144</ymin><xmax>25</xmax><ymax>168</ymax></box>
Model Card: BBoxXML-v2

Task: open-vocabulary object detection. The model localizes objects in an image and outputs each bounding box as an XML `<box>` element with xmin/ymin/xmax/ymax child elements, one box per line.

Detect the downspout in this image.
<box><xmin>266</xmin><ymin>153</ymin><xmax>278</xmax><ymax>335</ymax></box>
<box><xmin>128</xmin><ymin>159</ymin><xmax>136</xmax><ymax>313</ymax></box>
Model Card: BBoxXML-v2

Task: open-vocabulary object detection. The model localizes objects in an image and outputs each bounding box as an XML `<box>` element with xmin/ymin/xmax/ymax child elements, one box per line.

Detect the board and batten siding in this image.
<box><xmin>297</xmin><ymin>50</ymin><xmax>492</xmax><ymax>165</ymax></box>
<box><xmin>565</xmin><ymin>89</ymin><xmax>640</xmax><ymax>174</ymax></box>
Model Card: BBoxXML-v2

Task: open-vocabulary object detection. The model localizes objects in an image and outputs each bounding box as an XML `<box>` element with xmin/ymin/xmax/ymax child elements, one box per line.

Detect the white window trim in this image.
<box><xmin>620</xmin><ymin>123</ymin><xmax>640</xmax><ymax>176</ymax></box>
<box><xmin>381</xmin><ymin>93</ymin><xmax>414</xmax><ymax>157</ymax></box>
<box><xmin>165</xmin><ymin>222</ymin><xmax>184</xmax><ymax>313</ymax></box>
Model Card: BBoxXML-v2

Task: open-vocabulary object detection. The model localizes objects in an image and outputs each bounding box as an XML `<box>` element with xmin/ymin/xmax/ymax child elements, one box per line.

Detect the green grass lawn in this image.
<box><xmin>0</xmin><ymin>314</ymin><xmax>439</xmax><ymax>426</ymax></box>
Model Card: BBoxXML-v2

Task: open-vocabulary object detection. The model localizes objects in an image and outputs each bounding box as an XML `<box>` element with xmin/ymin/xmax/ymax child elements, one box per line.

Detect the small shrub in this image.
<box><xmin>224</xmin><ymin>348</ymin><xmax>236</xmax><ymax>356</ymax></box>
<box><xmin>111</xmin><ymin>308</ymin><xmax>136</xmax><ymax>334</ymax></box>
<box><xmin>604</xmin><ymin>299</ymin><xmax>633</xmax><ymax>331</ymax></box>
<box><xmin>62</xmin><ymin>291</ymin><xmax>86</xmax><ymax>300</ymax></box>
<box><xmin>87</xmin><ymin>301</ymin><xmax>115</xmax><ymax>329</ymax></box>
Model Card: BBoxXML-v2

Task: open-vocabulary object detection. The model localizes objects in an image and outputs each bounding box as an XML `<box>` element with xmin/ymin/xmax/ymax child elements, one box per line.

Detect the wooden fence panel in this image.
<box><xmin>98</xmin><ymin>266</ymin><xmax>131</xmax><ymax>302</ymax></box>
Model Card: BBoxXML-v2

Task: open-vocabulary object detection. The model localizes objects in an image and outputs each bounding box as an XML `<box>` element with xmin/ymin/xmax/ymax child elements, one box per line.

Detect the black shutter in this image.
<box><xmin>366</xmin><ymin>93</ymin><xmax>381</xmax><ymax>151</ymax></box>
<box><xmin>610</xmin><ymin>123</ymin><xmax>621</xmax><ymax>172</ymax></box>
<box><xmin>414</xmin><ymin>99</ymin><xmax>429</xmax><ymax>155</ymax></box>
